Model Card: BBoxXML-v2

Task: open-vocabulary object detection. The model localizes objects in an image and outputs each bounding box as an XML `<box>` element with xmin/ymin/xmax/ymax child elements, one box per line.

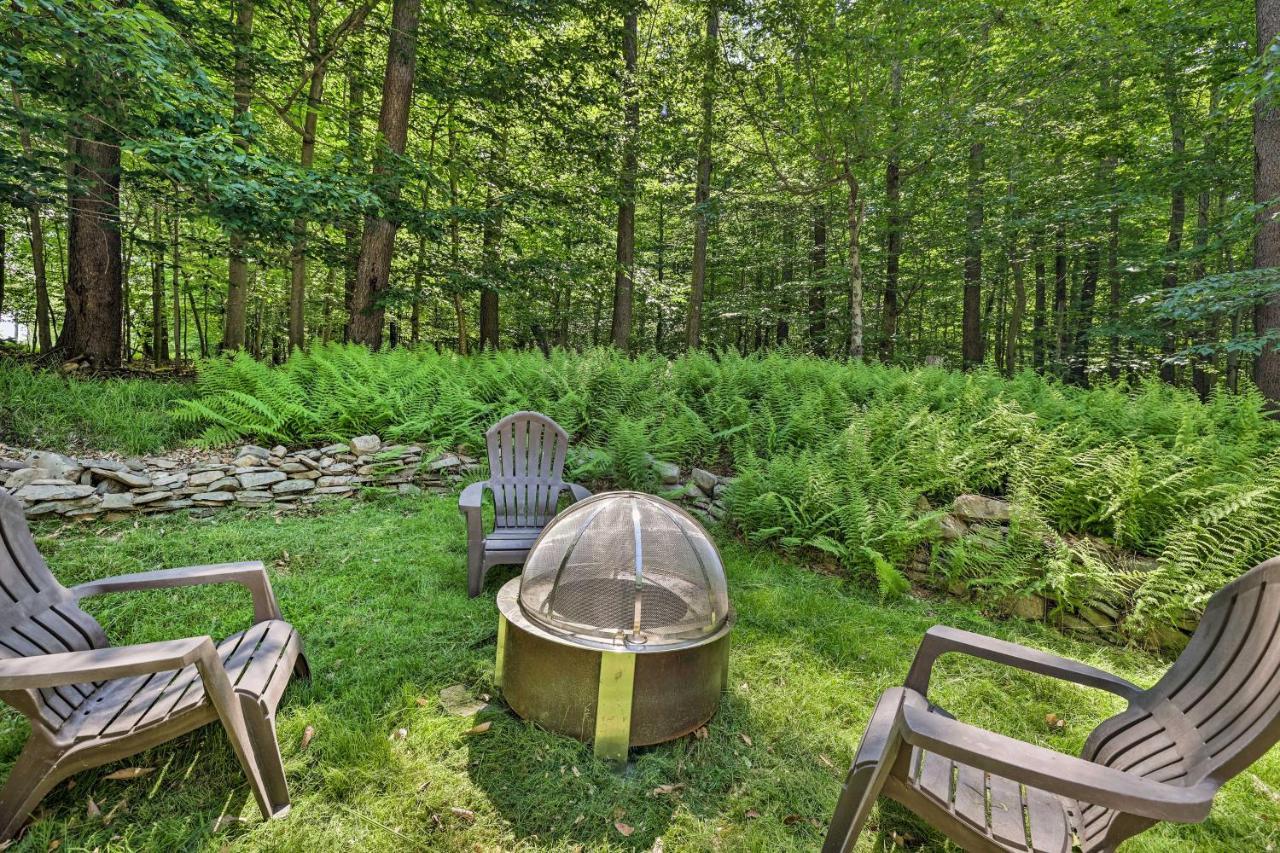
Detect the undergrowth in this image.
<box><xmin>8</xmin><ymin>345</ymin><xmax>1280</xmax><ymax>637</ymax></box>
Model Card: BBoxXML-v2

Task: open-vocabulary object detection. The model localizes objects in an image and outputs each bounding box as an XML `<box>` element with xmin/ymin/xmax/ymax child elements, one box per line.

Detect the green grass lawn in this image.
<box><xmin>4</xmin><ymin>493</ymin><xmax>1279</xmax><ymax>851</ymax></box>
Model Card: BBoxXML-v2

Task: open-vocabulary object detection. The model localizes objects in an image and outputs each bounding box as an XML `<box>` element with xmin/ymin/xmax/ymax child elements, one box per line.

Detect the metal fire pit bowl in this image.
<box><xmin>495</xmin><ymin>491</ymin><xmax>734</xmax><ymax>762</ymax></box>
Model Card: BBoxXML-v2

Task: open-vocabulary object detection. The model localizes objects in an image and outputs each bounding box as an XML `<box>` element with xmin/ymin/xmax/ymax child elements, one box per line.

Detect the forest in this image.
<box><xmin>2</xmin><ymin>0</ymin><xmax>1279</xmax><ymax>401</ymax></box>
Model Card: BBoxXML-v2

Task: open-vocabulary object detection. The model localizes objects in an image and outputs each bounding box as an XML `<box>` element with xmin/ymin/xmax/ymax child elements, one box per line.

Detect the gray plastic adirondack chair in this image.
<box><xmin>458</xmin><ymin>411</ymin><xmax>591</xmax><ymax>597</ymax></box>
<box><xmin>823</xmin><ymin>555</ymin><xmax>1280</xmax><ymax>853</ymax></box>
<box><xmin>0</xmin><ymin>489</ymin><xmax>308</xmax><ymax>840</ymax></box>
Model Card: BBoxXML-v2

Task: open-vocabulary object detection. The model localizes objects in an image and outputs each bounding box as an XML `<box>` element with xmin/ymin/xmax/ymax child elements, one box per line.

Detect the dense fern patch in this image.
<box><xmin>163</xmin><ymin>344</ymin><xmax>1280</xmax><ymax>636</ymax></box>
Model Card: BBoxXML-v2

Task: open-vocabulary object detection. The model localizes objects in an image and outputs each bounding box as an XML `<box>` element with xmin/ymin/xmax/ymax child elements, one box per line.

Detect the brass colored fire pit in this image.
<box><xmin>495</xmin><ymin>491</ymin><xmax>733</xmax><ymax>762</ymax></box>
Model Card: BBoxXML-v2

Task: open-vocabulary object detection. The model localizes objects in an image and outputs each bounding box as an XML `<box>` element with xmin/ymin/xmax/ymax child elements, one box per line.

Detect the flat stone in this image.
<box><xmin>148</xmin><ymin>457</ymin><xmax>180</xmax><ymax>470</ymax></box>
<box><xmin>152</xmin><ymin>472</ymin><xmax>188</xmax><ymax>488</ymax></box>
<box><xmin>187</xmin><ymin>469</ymin><xmax>226</xmax><ymax>487</ymax></box>
<box><xmin>92</xmin><ymin>467</ymin><xmax>152</xmax><ymax>489</ymax></box>
<box><xmin>23</xmin><ymin>502</ymin><xmax>64</xmax><ymax>517</ymax></box>
<box><xmin>82</xmin><ymin>458</ymin><xmax>125</xmax><ymax>472</ymax></box>
<box><xmin>237</xmin><ymin>471</ymin><xmax>287</xmax><ymax>490</ymax></box>
<box><xmin>1078</xmin><ymin>605</ymin><xmax>1115</xmax><ymax>629</ymax></box>
<box><xmin>192</xmin><ymin>491</ymin><xmax>236</xmax><ymax>504</ymax></box>
<box><xmin>320</xmin><ymin>443</ymin><xmax>349</xmax><ymax>455</ymax></box>
<box><xmin>237</xmin><ymin>444</ymin><xmax>272</xmax><ymax>461</ymax></box>
<box><xmin>279</xmin><ymin>462</ymin><xmax>309</xmax><ymax>473</ymax></box>
<box><xmin>398</xmin><ymin>483</ymin><xmax>423</xmax><ymax>495</ymax></box>
<box><xmin>271</xmin><ymin>445</ymin><xmax>287</xmax><ymax>457</ymax></box>
<box><xmin>288</xmin><ymin>469</ymin><xmax>321</xmax><ymax>480</ymax></box>
<box><xmin>132</xmin><ymin>491</ymin><xmax>171</xmax><ymax>505</ymax></box>
<box><xmin>272</xmin><ymin>479</ymin><xmax>315</xmax><ymax>494</ymax></box>
<box><xmin>95</xmin><ymin>479</ymin><xmax>130</xmax><ymax>495</ymax></box>
<box><xmin>4</xmin><ymin>468</ymin><xmax>40</xmax><ymax>492</ymax></box>
<box><xmin>64</xmin><ymin>506</ymin><xmax>104</xmax><ymax>519</ymax></box>
<box><xmin>326</xmin><ymin>462</ymin><xmax>354</xmax><ymax>475</ymax></box>
<box><xmin>208</xmin><ymin>477</ymin><xmax>239</xmax><ymax>492</ymax></box>
<box><xmin>314</xmin><ymin>485</ymin><xmax>356</xmax><ymax>494</ymax></box>
<box><xmin>235</xmin><ymin>491</ymin><xmax>274</xmax><ymax>503</ymax></box>
<box><xmin>350</xmin><ymin>435</ymin><xmax>381</xmax><ymax>455</ymax></box>
<box><xmin>24</xmin><ymin>451</ymin><xmax>83</xmax><ymax>481</ymax></box>
<box><xmin>100</xmin><ymin>493</ymin><xmax>135</xmax><ymax>511</ymax></box>
<box><xmin>952</xmin><ymin>494</ymin><xmax>1012</xmax><ymax>523</ymax></box>
<box><xmin>295</xmin><ymin>455</ymin><xmax>323</xmax><ymax>471</ymax></box>
<box><xmin>14</xmin><ymin>483</ymin><xmax>96</xmax><ymax>502</ymax></box>
<box><xmin>233</xmin><ymin>455</ymin><xmax>265</xmax><ymax>468</ymax></box>
<box><xmin>153</xmin><ymin>499</ymin><xmax>194</xmax><ymax>511</ymax></box>
<box><xmin>682</xmin><ymin>481</ymin><xmax>707</xmax><ymax>500</ymax></box>
<box><xmin>440</xmin><ymin>684</ymin><xmax>489</xmax><ymax>716</ymax></box>
<box><xmin>691</xmin><ymin>467</ymin><xmax>719</xmax><ymax>493</ymax></box>
<box><xmin>712</xmin><ymin>481</ymin><xmax>731</xmax><ymax>500</ymax></box>
<box><xmin>124</xmin><ymin>457</ymin><xmax>147</xmax><ymax>472</ymax></box>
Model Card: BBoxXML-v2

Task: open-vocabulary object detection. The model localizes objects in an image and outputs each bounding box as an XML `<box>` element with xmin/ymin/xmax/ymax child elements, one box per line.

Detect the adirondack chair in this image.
<box><xmin>823</xmin><ymin>555</ymin><xmax>1280</xmax><ymax>853</ymax></box>
<box><xmin>0</xmin><ymin>490</ymin><xmax>307</xmax><ymax>840</ymax></box>
<box><xmin>459</xmin><ymin>411</ymin><xmax>591</xmax><ymax>597</ymax></box>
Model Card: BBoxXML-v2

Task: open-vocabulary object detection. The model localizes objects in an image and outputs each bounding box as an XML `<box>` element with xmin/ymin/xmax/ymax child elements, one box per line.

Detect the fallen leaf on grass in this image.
<box><xmin>783</xmin><ymin>814</ymin><xmax>805</xmax><ymax>826</ymax></box>
<box><xmin>415</xmin><ymin>697</ymin><xmax>430</xmax><ymax>707</ymax></box>
<box><xmin>466</xmin><ymin>722</ymin><xmax>491</xmax><ymax>736</ymax></box>
<box><xmin>46</xmin><ymin>841</ymin><xmax>59</xmax><ymax>851</ymax></box>
<box><xmin>738</xmin><ymin>733</ymin><xmax>753</xmax><ymax>747</ymax></box>
<box><xmin>571</xmin><ymin>766</ymin><xmax>580</xmax><ymax>778</ymax></box>
<box><xmin>614</xmin><ymin>822</ymin><xmax>634</xmax><ymax>837</ymax></box>
<box><xmin>449</xmin><ymin>807</ymin><xmax>476</xmax><ymax>824</ymax></box>
<box><xmin>694</xmin><ymin>726</ymin><xmax>708</xmax><ymax>741</ymax></box>
<box><xmin>818</xmin><ymin>753</ymin><xmax>835</xmax><ymax>769</ymax></box>
<box><xmin>745</xmin><ymin>809</ymin><xmax>760</xmax><ymax>819</ymax></box>
<box><xmin>1045</xmin><ymin>713</ymin><xmax>1066</xmax><ymax>730</ymax></box>
<box><xmin>300</xmin><ymin>725</ymin><xmax>316</xmax><ymax>750</ymax></box>
<box><xmin>390</xmin><ymin>728</ymin><xmax>408</xmax><ymax>741</ymax></box>
<box><xmin>102</xmin><ymin>797</ymin><xmax>128</xmax><ymax>826</ymax></box>
<box><xmin>86</xmin><ymin>798</ymin><xmax>101</xmax><ymax>819</ymax></box>
<box><xmin>102</xmin><ymin>767</ymin><xmax>153</xmax><ymax>781</ymax></box>
<box><xmin>650</xmin><ymin>783</ymin><xmax>684</xmax><ymax>797</ymax></box>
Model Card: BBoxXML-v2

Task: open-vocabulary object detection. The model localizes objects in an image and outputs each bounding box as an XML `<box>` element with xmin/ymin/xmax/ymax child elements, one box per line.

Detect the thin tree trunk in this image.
<box><xmin>1258</xmin><ymin>0</ymin><xmax>1280</xmax><ymax>407</ymax></box>
<box><xmin>1106</xmin><ymin>177</ymin><xmax>1121</xmax><ymax>380</ymax></box>
<box><xmin>1053</xmin><ymin>223</ymin><xmax>1068</xmax><ymax>369</ymax></box>
<box><xmin>610</xmin><ymin>10</ymin><xmax>639</xmax><ymax>352</ymax></box>
<box><xmin>685</xmin><ymin>0</ymin><xmax>717</xmax><ymax>350</ymax></box>
<box><xmin>479</xmin><ymin>133</ymin><xmax>505</xmax><ymax>350</ymax></box>
<box><xmin>12</xmin><ymin>89</ymin><xmax>52</xmax><ymax>352</ymax></box>
<box><xmin>61</xmin><ymin>111</ymin><xmax>122</xmax><ymax>366</ymax></box>
<box><xmin>151</xmin><ymin>207</ymin><xmax>166</xmax><ymax>364</ymax></box>
<box><xmin>171</xmin><ymin>210</ymin><xmax>182</xmax><ymax>367</ymax></box>
<box><xmin>778</xmin><ymin>220</ymin><xmax>793</xmax><ymax>345</ymax></box>
<box><xmin>447</xmin><ymin>107</ymin><xmax>468</xmax><ymax>355</ymax></box>
<box><xmin>343</xmin><ymin>43</ymin><xmax>365</xmax><ymax>343</ymax></box>
<box><xmin>289</xmin><ymin>60</ymin><xmax>325</xmax><ymax>351</ymax></box>
<box><xmin>809</xmin><ymin>203</ymin><xmax>827</xmax><ymax>356</ymax></box>
<box><xmin>1161</xmin><ymin>75</ymin><xmax>1186</xmax><ymax>384</ymax></box>
<box><xmin>1005</xmin><ymin>238</ymin><xmax>1026</xmax><ymax>376</ymax></box>
<box><xmin>350</xmin><ymin>0</ymin><xmax>422</xmax><ymax>348</ymax></box>
<box><xmin>1032</xmin><ymin>229</ymin><xmax>1046</xmax><ymax>373</ymax></box>
<box><xmin>411</xmin><ymin>232</ymin><xmax>425</xmax><ymax>346</ymax></box>
<box><xmin>225</xmin><ymin>0</ymin><xmax>253</xmax><ymax>351</ymax></box>
<box><xmin>1071</xmin><ymin>243</ymin><xmax>1099</xmax><ymax>386</ymax></box>
<box><xmin>962</xmin><ymin>141</ymin><xmax>984</xmax><ymax>369</ymax></box>
<box><xmin>844</xmin><ymin>165</ymin><xmax>865</xmax><ymax>360</ymax></box>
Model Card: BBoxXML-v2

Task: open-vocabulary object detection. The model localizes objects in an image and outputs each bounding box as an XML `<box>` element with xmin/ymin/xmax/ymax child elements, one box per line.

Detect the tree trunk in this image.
<box><xmin>844</xmin><ymin>166</ymin><xmax>865</xmax><ymax>360</ymax></box>
<box><xmin>60</xmin><ymin>113</ymin><xmax>122</xmax><ymax>367</ymax></box>
<box><xmin>610</xmin><ymin>10</ymin><xmax>639</xmax><ymax>352</ymax></box>
<box><xmin>1071</xmin><ymin>242</ymin><xmax>1099</xmax><ymax>386</ymax></box>
<box><xmin>809</xmin><ymin>203</ymin><xmax>827</xmax><ymax>356</ymax></box>
<box><xmin>1032</xmin><ymin>229</ymin><xmax>1046</xmax><ymax>372</ymax></box>
<box><xmin>447</xmin><ymin>108</ymin><xmax>468</xmax><ymax>355</ymax></box>
<box><xmin>1161</xmin><ymin>75</ymin><xmax>1186</xmax><ymax>385</ymax></box>
<box><xmin>1258</xmin><ymin>0</ymin><xmax>1280</xmax><ymax>406</ymax></box>
<box><xmin>479</xmin><ymin>135</ymin><xmax>505</xmax><ymax>350</ymax></box>
<box><xmin>0</xmin><ymin>224</ymin><xmax>5</xmax><ymax>324</ymax></box>
<box><xmin>685</xmin><ymin>0</ymin><xmax>717</xmax><ymax>351</ymax></box>
<box><xmin>151</xmin><ymin>207</ymin><xmax>166</xmax><ymax>364</ymax></box>
<box><xmin>289</xmin><ymin>60</ymin><xmax>326</xmax><ymax>351</ymax></box>
<box><xmin>778</xmin><ymin>220</ymin><xmax>793</xmax><ymax>345</ymax></box>
<box><xmin>224</xmin><ymin>0</ymin><xmax>253</xmax><ymax>351</ymax></box>
<box><xmin>12</xmin><ymin>89</ymin><xmax>52</xmax><ymax>352</ymax></box>
<box><xmin>171</xmin><ymin>210</ymin><xmax>182</xmax><ymax>366</ymax></box>
<box><xmin>343</xmin><ymin>44</ymin><xmax>365</xmax><ymax>343</ymax></box>
<box><xmin>1106</xmin><ymin>179</ymin><xmax>1121</xmax><ymax>380</ymax></box>
<box><xmin>410</xmin><ymin>231</ymin><xmax>425</xmax><ymax>346</ymax></box>
<box><xmin>1005</xmin><ymin>239</ymin><xmax>1026</xmax><ymax>376</ymax></box>
<box><xmin>962</xmin><ymin>141</ymin><xmax>984</xmax><ymax>369</ymax></box>
<box><xmin>349</xmin><ymin>0</ymin><xmax>422</xmax><ymax>348</ymax></box>
<box><xmin>1053</xmin><ymin>223</ymin><xmax>1068</xmax><ymax>369</ymax></box>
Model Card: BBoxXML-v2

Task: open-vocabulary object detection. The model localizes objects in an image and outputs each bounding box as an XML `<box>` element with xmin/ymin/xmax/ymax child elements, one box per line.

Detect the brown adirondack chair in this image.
<box><xmin>0</xmin><ymin>490</ymin><xmax>307</xmax><ymax>840</ymax></box>
<box><xmin>459</xmin><ymin>411</ymin><xmax>591</xmax><ymax>597</ymax></box>
<box><xmin>823</xmin><ymin>555</ymin><xmax>1280</xmax><ymax>853</ymax></box>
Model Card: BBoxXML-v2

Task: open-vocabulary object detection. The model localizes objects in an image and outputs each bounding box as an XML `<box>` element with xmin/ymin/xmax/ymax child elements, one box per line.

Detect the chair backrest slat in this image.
<box><xmin>0</xmin><ymin>491</ymin><xmax>108</xmax><ymax>730</ymax></box>
<box><xmin>485</xmin><ymin>412</ymin><xmax>570</xmax><ymax>530</ymax></box>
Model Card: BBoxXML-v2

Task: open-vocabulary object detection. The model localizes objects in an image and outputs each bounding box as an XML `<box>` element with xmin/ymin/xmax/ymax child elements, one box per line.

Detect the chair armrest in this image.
<box><xmin>458</xmin><ymin>481</ymin><xmax>488</xmax><ymax>513</ymax></box>
<box><xmin>0</xmin><ymin>636</ymin><xmax>215</xmax><ymax>691</ymax></box>
<box><xmin>72</xmin><ymin>561</ymin><xmax>283</xmax><ymax>623</ymax></box>
<box><xmin>904</xmin><ymin>625</ymin><xmax>1141</xmax><ymax>700</ymax></box>
<box><xmin>567</xmin><ymin>483</ymin><xmax>591</xmax><ymax>503</ymax></box>
<box><xmin>896</xmin><ymin>691</ymin><xmax>1216</xmax><ymax>823</ymax></box>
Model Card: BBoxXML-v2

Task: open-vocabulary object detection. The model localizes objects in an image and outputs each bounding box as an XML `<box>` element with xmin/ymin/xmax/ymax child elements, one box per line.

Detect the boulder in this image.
<box><xmin>648</xmin><ymin>455</ymin><xmax>681</xmax><ymax>485</ymax></box>
<box><xmin>951</xmin><ymin>494</ymin><xmax>1012</xmax><ymax>523</ymax></box>
<box><xmin>237</xmin><ymin>471</ymin><xmax>286</xmax><ymax>490</ymax></box>
<box><xmin>350</xmin><ymin>435</ymin><xmax>381</xmax><ymax>455</ymax></box>
<box><xmin>24</xmin><ymin>451</ymin><xmax>82</xmax><ymax>482</ymax></box>
<box><xmin>939</xmin><ymin>514</ymin><xmax>969</xmax><ymax>541</ymax></box>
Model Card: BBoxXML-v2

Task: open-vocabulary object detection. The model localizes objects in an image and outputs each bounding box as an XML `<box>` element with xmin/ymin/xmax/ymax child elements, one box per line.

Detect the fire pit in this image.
<box><xmin>494</xmin><ymin>491</ymin><xmax>733</xmax><ymax>761</ymax></box>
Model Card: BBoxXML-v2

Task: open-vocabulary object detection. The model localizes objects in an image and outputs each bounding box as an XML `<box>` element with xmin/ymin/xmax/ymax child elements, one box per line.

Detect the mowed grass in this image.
<box><xmin>2</xmin><ymin>493</ymin><xmax>1279</xmax><ymax>851</ymax></box>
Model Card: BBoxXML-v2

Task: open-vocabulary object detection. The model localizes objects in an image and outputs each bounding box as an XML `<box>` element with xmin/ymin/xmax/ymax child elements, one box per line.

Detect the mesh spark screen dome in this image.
<box><xmin>518</xmin><ymin>491</ymin><xmax>729</xmax><ymax>647</ymax></box>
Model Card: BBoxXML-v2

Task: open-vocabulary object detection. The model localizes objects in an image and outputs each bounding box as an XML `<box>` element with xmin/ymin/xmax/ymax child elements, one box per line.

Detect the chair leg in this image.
<box><xmin>293</xmin><ymin>652</ymin><xmax>312</xmax><ymax>682</ymax></box>
<box><xmin>0</xmin><ymin>740</ymin><xmax>64</xmax><ymax>841</ymax></box>
<box><xmin>821</xmin><ymin>688</ymin><xmax>907</xmax><ymax>853</ymax></box>
<box><xmin>468</xmin><ymin>544</ymin><xmax>487</xmax><ymax>598</ymax></box>
<box><xmin>238</xmin><ymin>693</ymin><xmax>291</xmax><ymax>818</ymax></box>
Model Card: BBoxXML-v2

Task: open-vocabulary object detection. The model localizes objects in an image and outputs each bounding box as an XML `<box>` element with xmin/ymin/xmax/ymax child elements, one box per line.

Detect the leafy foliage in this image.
<box><xmin>165</xmin><ymin>344</ymin><xmax>1280</xmax><ymax>632</ymax></box>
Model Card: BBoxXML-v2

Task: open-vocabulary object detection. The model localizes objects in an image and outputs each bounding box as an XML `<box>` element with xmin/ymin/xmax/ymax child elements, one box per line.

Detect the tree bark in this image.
<box><xmin>342</xmin><ymin>43</ymin><xmax>365</xmax><ymax>343</ymax></box>
<box><xmin>151</xmin><ymin>207</ymin><xmax>166</xmax><ymax>364</ymax></box>
<box><xmin>1161</xmin><ymin>75</ymin><xmax>1186</xmax><ymax>385</ymax></box>
<box><xmin>349</xmin><ymin>0</ymin><xmax>422</xmax><ymax>348</ymax></box>
<box><xmin>610</xmin><ymin>10</ymin><xmax>639</xmax><ymax>352</ymax></box>
<box><xmin>1258</xmin><ymin>0</ymin><xmax>1280</xmax><ymax>406</ymax></box>
<box><xmin>289</xmin><ymin>57</ymin><xmax>326</xmax><ymax>351</ymax></box>
<box><xmin>1053</xmin><ymin>223</ymin><xmax>1068</xmax><ymax>369</ymax></box>
<box><xmin>12</xmin><ymin>89</ymin><xmax>52</xmax><ymax>352</ymax></box>
<box><xmin>843</xmin><ymin>166</ymin><xmax>865</xmax><ymax>360</ymax></box>
<box><xmin>685</xmin><ymin>0</ymin><xmax>717</xmax><ymax>351</ymax></box>
<box><xmin>1032</xmin><ymin>229</ymin><xmax>1046</xmax><ymax>373</ymax></box>
<box><xmin>224</xmin><ymin>0</ymin><xmax>253</xmax><ymax>351</ymax></box>
<box><xmin>446</xmin><ymin>107</ymin><xmax>468</xmax><ymax>355</ymax></box>
<box><xmin>809</xmin><ymin>203</ymin><xmax>827</xmax><ymax>356</ymax></box>
<box><xmin>962</xmin><ymin>141</ymin><xmax>984</xmax><ymax>369</ymax></box>
<box><xmin>60</xmin><ymin>113</ymin><xmax>122</xmax><ymax>367</ymax></box>
<box><xmin>1071</xmin><ymin>242</ymin><xmax>1099</xmax><ymax>386</ymax></box>
<box><xmin>171</xmin><ymin>210</ymin><xmax>182</xmax><ymax>366</ymax></box>
<box><xmin>479</xmin><ymin>133</ymin><xmax>505</xmax><ymax>350</ymax></box>
<box><xmin>1005</xmin><ymin>239</ymin><xmax>1026</xmax><ymax>376</ymax></box>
